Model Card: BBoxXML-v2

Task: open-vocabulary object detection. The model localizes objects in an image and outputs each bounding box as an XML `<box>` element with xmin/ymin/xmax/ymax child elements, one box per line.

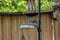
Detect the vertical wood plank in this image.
<box><xmin>29</xmin><ymin>16</ymin><xmax>37</xmax><ymax>40</ymax></box>
<box><xmin>3</xmin><ymin>16</ymin><xmax>11</xmax><ymax>40</ymax></box>
<box><xmin>20</xmin><ymin>15</ymin><xmax>29</xmax><ymax>40</ymax></box>
<box><xmin>55</xmin><ymin>12</ymin><xmax>59</xmax><ymax>40</ymax></box>
<box><xmin>17</xmin><ymin>15</ymin><xmax>21</xmax><ymax>40</ymax></box>
<box><xmin>29</xmin><ymin>28</ymin><xmax>37</xmax><ymax>40</ymax></box>
<box><xmin>57</xmin><ymin>12</ymin><xmax>60</xmax><ymax>40</ymax></box>
<box><xmin>41</xmin><ymin>14</ymin><xmax>47</xmax><ymax>40</ymax></box>
<box><xmin>11</xmin><ymin>15</ymin><xmax>18</xmax><ymax>40</ymax></box>
<box><xmin>54</xmin><ymin>17</ymin><xmax>59</xmax><ymax>40</ymax></box>
<box><xmin>11</xmin><ymin>15</ymin><xmax>20</xmax><ymax>40</ymax></box>
<box><xmin>55</xmin><ymin>11</ymin><xmax>60</xmax><ymax>40</ymax></box>
<box><xmin>15</xmin><ymin>15</ymin><xmax>22</xmax><ymax>40</ymax></box>
<box><xmin>46</xmin><ymin>14</ymin><xmax>53</xmax><ymax>40</ymax></box>
<box><xmin>0</xmin><ymin>16</ymin><xmax>2</xmax><ymax>40</ymax></box>
<box><xmin>23</xmin><ymin>16</ymin><xmax>30</xmax><ymax>40</ymax></box>
<box><xmin>41</xmin><ymin>14</ymin><xmax>52</xmax><ymax>40</ymax></box>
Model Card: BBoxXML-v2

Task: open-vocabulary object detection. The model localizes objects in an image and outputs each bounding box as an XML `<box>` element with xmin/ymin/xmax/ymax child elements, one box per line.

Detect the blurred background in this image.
<box><xmin>0</xmin><ymin>0</ymin><xmax>52</xmax><ymax>12</ymax></box>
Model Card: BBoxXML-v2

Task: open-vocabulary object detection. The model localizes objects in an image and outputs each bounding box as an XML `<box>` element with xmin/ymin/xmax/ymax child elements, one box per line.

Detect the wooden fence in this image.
<box><xmin>53</xmin><ymin>10</ymin><xmax>60</xmax><ymax>40</ymax></box>
<box><xmin>0</xmin><ymin>12</ymin><xmax>54</xmax><ymax>40</ymax></box>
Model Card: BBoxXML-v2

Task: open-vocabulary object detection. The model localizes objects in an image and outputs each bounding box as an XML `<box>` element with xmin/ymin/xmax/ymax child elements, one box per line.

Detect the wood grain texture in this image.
<box><xmin>41</xmin><ymin>14</ymin><xmax>53</xmax><ymax>40</ymax></box>
<box><xmin>0</xmin><ymin>13</ymin><xmax>53</xmax><ymax>40</ymax></box>
<box><xmin>2</xmin><ymin>16</ymin><xmax>11</xmax><ymax>40</ymax></box>
<box><xmin>20</xmin><ymin>15</ymin><xmax>29</xmax><ymax>40</ymax></box>
<box><xmin>0</xmin><ymin>16</ymin><xmax>2</xmax><ymax>40</ymax></box>
<box><xmin>41</xmin><ymin>14</ymin><xmax>48</xmax><ymax>40</ymax></box>
<box><xmin>16</xmin><ymin>16</ymin><xmax>21</xmax><ymax>40</ymax></box>
<box><xmin>11</xmin><ymin>15</ymin><xmax>18</xmax><ymax>40</ymax></box>
<box><xmin>54</xmin><ymin>11</ymin><xmax>60</xmax><ymax>40</ymax></box>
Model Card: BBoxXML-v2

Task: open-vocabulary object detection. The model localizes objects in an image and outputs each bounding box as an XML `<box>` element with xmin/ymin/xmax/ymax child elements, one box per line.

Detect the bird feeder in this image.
<box><xmin>20</xmin><ymin>24</ymin><xmax>35</xmax><ymax>28</ymax></box>
<box><xmin>20</xmin><ymin>17</ymin><xmax>37</xmax><ymax>28</ymax></box>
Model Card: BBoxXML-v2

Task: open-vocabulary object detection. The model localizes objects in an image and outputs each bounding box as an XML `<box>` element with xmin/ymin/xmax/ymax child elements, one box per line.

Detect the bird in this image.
<box><xmin>28</xmin><ymin>17</ymin><xmax>37</xmax><ymax>23</ymax></box>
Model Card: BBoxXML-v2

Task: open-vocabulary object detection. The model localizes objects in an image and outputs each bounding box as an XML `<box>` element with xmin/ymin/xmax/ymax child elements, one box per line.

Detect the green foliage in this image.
<box><xmin>0</xmin><ymin>0</ymin><xmax>26</xmax><ymax>12</ymax></box>
<box><xmin>0</xmin><ymin>0</ymin><xmax>52</xmax><ymax>12</ymax></box>
<box><xmin>35</xmin><ymin>0</ymin><xmax>52</xmax><ymax>11</ymax></box>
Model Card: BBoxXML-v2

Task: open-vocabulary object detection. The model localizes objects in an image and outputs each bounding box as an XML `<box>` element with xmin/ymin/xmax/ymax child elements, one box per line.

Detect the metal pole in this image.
<box><xmin>38</xmin><ymin>0</ymin><xmax>41</xmax><ymax>40</ymax></box>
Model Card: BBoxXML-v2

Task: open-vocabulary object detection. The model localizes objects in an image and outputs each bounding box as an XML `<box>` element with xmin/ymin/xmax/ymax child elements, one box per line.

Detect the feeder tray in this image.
<box><xmin>20</xmin><ymin>24</ymin><xmax>35</xmax><ymax>28</ymax></box>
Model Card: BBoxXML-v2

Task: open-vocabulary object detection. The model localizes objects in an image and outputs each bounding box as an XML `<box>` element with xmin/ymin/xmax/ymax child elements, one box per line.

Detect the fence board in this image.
<box><xmin>41</xmin><ymin>14</ymin><xmax>48</xmax><ymax>40</ymax></box>
<box><xmin>11</xmin><ymin>15</ymin><xmax>19</xmax><ymax>40</ymax></box>
<box><xmin>54</xmin><ymin>11</ymin><xmax>60</xmax><ymax>40</ymax></box>
<box><xmin>28</xmin><ymin>16</ymin><xmax>37</xmax><ymax>40</ymax></box>
<box><xmin>16</xmin><ymin>16</ymin><xmax>21</xmax><ymax>40</ymax></box>
<box><xmin>41</xmin><ymin>14</ymin><xmax>53</xmax><ymax>40</ymax></box>
<box><xmin>46</xmin><ymin>14</ymin><xmax>53</xmax><ymax>40</ymax></box>
<box><xmin>0</xmin><ymin>16</ymin><xmax>2</xmax><ymax>40</ymax></box>
<box><xmin>2</xmin><ymin>16</ymin><xmax>11</xmax><ymax>40</ymax></box>
<box><xmin>20</xmin><ymin>15</ymin><xmax>29</xmax><ymax>40</ymax></box>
